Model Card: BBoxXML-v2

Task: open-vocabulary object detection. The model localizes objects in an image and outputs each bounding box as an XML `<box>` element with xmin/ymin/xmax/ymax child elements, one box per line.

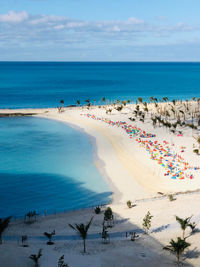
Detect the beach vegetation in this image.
<box><xmin>194</xmin><ymin>135</ymin><xmax>200</xmax><ymax>154</ymax></box>
<box><xmin>127</xmin><ymin>200</ymin><xmax>132</xmax><ymax>208</ymax></box>
<box><xmin>122</xmin><ymin>100</ymin><xmax>127</xmax><ymax>106</ymax></box>
<box><xmin>163</xmin><ymin>237</ymin><xmax>190</xmax><ymax>264</ymax></box>
<box><xmin>24</xmin><ymin>211</ymin><xmax>38</xmax><ymax>224</ymax></box>
<box><xmin>85</xmin><ymin>99</ymin><xmax>90</xmax><ymax>106</ymax></box>
<box><xmin>106</xmin><ymin>108</ymin><xmax>112</xmax><ymax>114</ymax></box>
<box><xmin>149</xmin><ymin>96</ymin><xmax>154</xmax><ymax>103</ymax></box>
<box><xmin>44</xmin><ymin>230</ymin><xmax>55</xmax><ymax>245</ymax></box>
<box><xmin>104</xmin><ymin>207</ymin><xmax>114</xmax><ymax>227</ymax></box>
<box><xmin>101</xmin><ymin>222</ymin><xmax>110</xmax><ymax>244</ymax></box>
<box><xmin>69</xmin><ymin>217</ymin><xmax>93</xmax><ymax>253</ymax></box>
<box><xmin>115</xmin><ymin>105</ymin><xmax>123</xmax><ymax>112</ymax></box>
<box><xmin>168</xmin><ymin>194</ymin><xmax>175</xmax><ymax>201</ymax></box>
<box><xmin>60</xmin><ymin>100</ymin><xmax>64</xmax><ymax>108</ymax></box>
<box><xmin>29</xmin><ymin>249</ymin><xmax>42</xmax><ymax>267</ymax></box>
<box><xmin>193</xmin><ymin>149</ymin><xmax>199</xmax><ymax>155</ymax></box>
<box><xmin>136</xmin><ymin>105</ymin><xmax>140</xmax><ymax>112</ymax></box>
<box><xmin>21</xmin><ymin>235</ymin><xmax>28</xmax><ymax>247</ymax></box>
<box><xmin>102</xmin><ymin>97</ymin><xmax>106</xmax><ymax>104</ymax></box>
<box><xmin>94</xmin><ymin>206</ymin><xmax>101</xmax><ymax>214</ymax></box>
<box><xmin>0</xmin><ymin>216</ymin><xmax>11</xmax><ymax>244</ymax></box>
<box><xmin>175</xmin><ymin>215</ymin><xmax>193</xmax><ymax>239</ymax></box>
<box><xmin>151</xmin><ymin>117</ymin><xmax>157</xmax><ymax>127</ymax></box>
<box><xmin>76</xmin><ymin>100</ymin><xmax>80</xmax><ymax>106</ymax></box>
<box><xmin>58</xmin><ymin>255</ymin><xmax>69</xmax><ymax>267</ymax></box>
<box><xmin>129</xmin><ymin>117</ymin><xmax>135</xmax><ymax>122</ymax></box>
<box><xmin>142</xmin><ymin>211</ymin><xmax>153</xmax><ymax>234</ymax></box>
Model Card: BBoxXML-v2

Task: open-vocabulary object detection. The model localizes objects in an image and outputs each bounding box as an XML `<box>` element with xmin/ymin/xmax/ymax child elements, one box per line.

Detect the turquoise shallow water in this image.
<box><xmin>0</xmin><ymin>62</ymin><xmax>200</xmax><ymax>108</ymax></box>
<box><xmin>0</xmin><ymin>117</ymin><xmax>111</xmax><ymax>218</ymax></box>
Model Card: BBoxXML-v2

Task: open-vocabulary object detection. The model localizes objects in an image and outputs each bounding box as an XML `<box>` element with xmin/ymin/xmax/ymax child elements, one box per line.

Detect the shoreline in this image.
<box><xmin>1</xmin><ymin>102</ymin><xmax>200</xmax><ymax>209</ymax></box>
<box><xmin>38</xmin><ymin>115</ymin><xmax>121</xmax><ymax>205</ymax></box>
<box><xmin>38</xmin><ymin>110</ymin><xmax>148</xmax><ymax>204</ymax></box>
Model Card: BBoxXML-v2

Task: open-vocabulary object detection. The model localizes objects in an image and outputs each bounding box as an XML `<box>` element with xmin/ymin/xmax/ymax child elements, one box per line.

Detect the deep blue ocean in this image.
<box><xmin>1</xmin><ymin>62</ymin><xmax>200</xmax><ymax>218</ymax></box>
<box><xmin>0</xmin><ymin>62</ymin><xmax>200</xmax><ymax>108</ymax></box>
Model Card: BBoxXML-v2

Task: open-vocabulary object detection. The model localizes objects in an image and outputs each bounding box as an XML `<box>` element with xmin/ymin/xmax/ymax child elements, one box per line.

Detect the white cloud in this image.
<box><xmin>0</xmin><ymin>11</ymin><xmax>28</xmax><ymax>23</ymax></box>
<box><xmin>0</xmin><ymin>10</ymin><xmax>199</xmax><ymax>52</ymax></box>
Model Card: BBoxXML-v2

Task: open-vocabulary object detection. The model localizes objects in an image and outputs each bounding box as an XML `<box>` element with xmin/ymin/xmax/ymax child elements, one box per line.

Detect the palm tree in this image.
<box><xmin>163</xmin><ymin>237</ymin><xmax>190</xmax><ymax>264</ymax></box>
<box><xmin>69</xmin><ymin>217</ymin><xmax>93</xmax><ymax>253</ymax></box>
<box><xmin>85</xmin><ymin>99</ymin><xmax>90</xmax><ymax>104</ymax></box>
<box><xmin>24</xmin><ymin>211</ymin><xmax>37</xmax><ymax>223</ymax></box>
<box><xmin>60</xmin><ymin>100</ymin><xmax>64</xmax><ymax>108</ymax></box>
<box><xmin>44</xmin><ymin>230</ymin><xmax>55</xmax><ymax>245</ymax></box>
<box><xmin>176</xmin><ymin>216</ymin><xmax>192</xmax><ymax>238</ymax></box>
<box><xmin>0</xmin><ymin>216</ymin><xmax>11</xmax><ymax>244</ymax></box>
<box><xmin>101</xmin><ymin>97</ymin><xmax>106</xmax><ymax>104</ymax></box>
<box><xmin>194</xmin><ymin>135</ymin><xmax>200</xmax><ymax>154</ymax></box>
<box><xmin>58</xmin><ymin>255</ymin><xmax>69</xmax><ymax>267</ymax></box>
<box><xmin>149</xmin><ymin>96</ymin><xmax>154</xmax><ymax>103</ymax></box>
<box><xmin>104</xmin><ymin>207</ymin><xmax>114</xmax><ymax>227</ymax></box>
<box><xmin>179</xmin><ymin>110</ymin><xmax>185</xmax><ymax>122</ymax></box>
<box><xmin>29</xmin><ymin>249</ymin><xmax>42</xmax><ymax>267</ymax></box>
<box><xmin>143</xmin><ymin>102</ymin><xmax>148</xmax><ymax>113</ymax></box>
<box><xmin>172</xmin><ymin>99</ymin><xmax>176</xmax><ymax>106</ymax></box>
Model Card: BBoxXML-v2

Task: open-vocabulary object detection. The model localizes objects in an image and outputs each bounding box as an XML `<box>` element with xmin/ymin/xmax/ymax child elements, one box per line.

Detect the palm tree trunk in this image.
<box><xmin>183</xmin><ymin>230</ymin><xmax>185</xmax><ymax>239</ymax></box>
<box><xmin>177</xmin><ymin>252</ymin><xmax>180</xmax><ymax>263</ymax></box>
<box><xmin>0</xmin><ymin>234</ymin><xmax>2</xmax><ymax>244</ymax></box>
<box><xmin>83</xmin><ymin>239</ymin><xmax>86</xmax><ymax>253</ymax></box>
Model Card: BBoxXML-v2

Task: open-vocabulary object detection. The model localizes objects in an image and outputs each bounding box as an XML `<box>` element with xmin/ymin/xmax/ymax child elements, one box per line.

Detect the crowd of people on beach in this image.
<box><xmin>81</xmin><ymin>113</ymin><xmax>200</xmax><ymax>180</ymax></box>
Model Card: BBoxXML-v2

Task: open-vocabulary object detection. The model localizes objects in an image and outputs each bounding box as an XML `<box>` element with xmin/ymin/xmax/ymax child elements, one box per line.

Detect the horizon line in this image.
<box><xmin>1</xmin><ymin>60</ymin><xmax>200</xmax><ymax>63</ymax></box>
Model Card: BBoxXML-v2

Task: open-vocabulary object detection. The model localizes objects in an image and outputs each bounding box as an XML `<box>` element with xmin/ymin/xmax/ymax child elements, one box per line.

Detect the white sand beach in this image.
<box><xmin>1</xmin><ymin>101</ymin><xmax>200</xmax><ymax>266</ymax></box>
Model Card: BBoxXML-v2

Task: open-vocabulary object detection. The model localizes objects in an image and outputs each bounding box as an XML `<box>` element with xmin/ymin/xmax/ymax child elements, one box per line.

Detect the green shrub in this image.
<box><xmin>127</xmin><ymin>200</ymin><xmax>132</xmax><ymax>208</ymax></box>
<box><xmin>168</xmin><ymin>194</ymin><xmax>175</xmax><ymax>201</ymax></box>
<box><xmin>94</xmin><ymin>206</ymin><xmax>101</xmax><ymax>214</ymax></box>
<box><xmin>104</xmin><ymin>207</ymin><xmax>113</xmax><ymax>220</ymax></box>
<box><xmin>143</xmin><ymin>211</ymin><xmax>153</xmax><ymax>234</ymax></box>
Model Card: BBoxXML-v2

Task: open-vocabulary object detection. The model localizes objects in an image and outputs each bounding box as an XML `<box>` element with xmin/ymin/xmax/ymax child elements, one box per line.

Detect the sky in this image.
<box><xmin>1</xmin><ymin>0</ymin><xmax>200</xmax><ymax>61</ymax></box>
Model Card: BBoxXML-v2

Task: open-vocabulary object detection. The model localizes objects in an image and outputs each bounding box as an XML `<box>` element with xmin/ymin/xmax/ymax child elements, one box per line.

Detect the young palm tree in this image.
<box><xmin>85</xmin><ymin>99</ymin><xmax>90</xmax><ymax>105</ymax></box>
<box><xmin>101</xmin><ymin>97</ymin><xmax>106</xmax><ymax>104</ymax></box>
<box><xmin>58</xmin><ymin>255</ymin><xmax>69</xmax><ymax>267</ymax></box>
<box><xmin>194</xmin><ymin>136</ymin><xmax>200</xmax><ymax>154</ymax></box>
<box><xmin>175</xmin><ymin>215</ymin><xmax>192</xmax><ymax>238</ymax></box>
<box><xmin>179</xmin><ymin>110</ymin><xmax>185</xmax><ymax>122</ymax></box>
<box><xmin>0</xmin><ymin>216</ymin><xmax>11</xmax><ymax>244</ymax></box>
<box><xmin>149</xmin><ymin>96</ymin><xmax>154</xmax><ymax>103</ymax></box>
<box><xmin>142</xmin><ymin>211</ymin><xmax>153</xmax><ymax>234</ymax></box>
<box><xmin>69</xmin><ymin>217</ymin><xmax>93</xmax><ymax>253</ymax></box>
<box><xmin>60</xmin><ymin>100</ymin><xmax>64</xmax><ymax>108</ymax></box>
<box><xmin>163</xmin><ymin>237</ymin><xmax>190</xmax><ymax>264</ymax></box>
<box><xmin>29</xmin><ymin>249</ymin><xmax>42</xmax><ymax>267</ymax></box>
<box><xmin>44</xmin><ymin>230</ymin><xmax>55</xmax><ymax>245</ymax></box>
